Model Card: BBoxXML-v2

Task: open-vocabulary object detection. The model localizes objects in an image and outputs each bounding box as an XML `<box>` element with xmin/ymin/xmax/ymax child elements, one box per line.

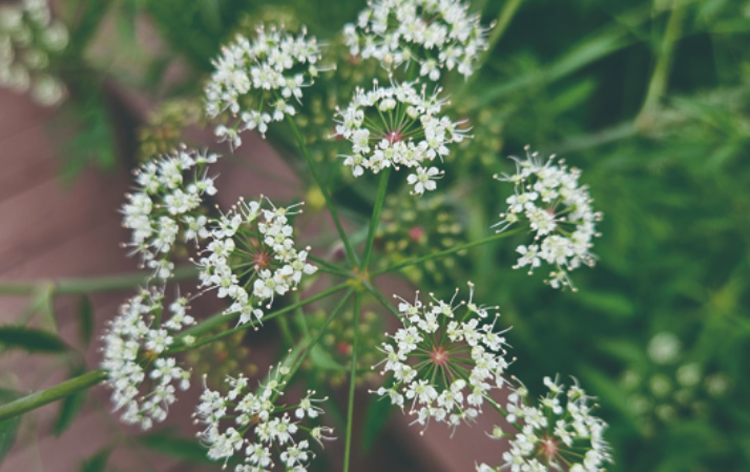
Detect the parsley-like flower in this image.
<box><xmin>335</xmin><ymin>80</ymin><xmax>468</xmax><ymax>195</ymax></box>
<box><xmin>478</xmin><ymin>376</ymin><xmax>612</xmax><ymax>472</ymax></box>
<box><xmin>372</xmin><ymin>283</ymin><xmax>510</xmax><ymax>432</ymax></box>
<box><xmin>344</xmin><ymin>0</ymin><xmax>490</xmax><ymax>80</ymax></box>
<box><xmin>205</xmin><ymin>24</ymin><xmax>322</xmax><ymax>147</ymax></box>
<box><xmin>493</xmin><ymin>146</ymin><xmax>602</xmax><ymax>290</ymax></box>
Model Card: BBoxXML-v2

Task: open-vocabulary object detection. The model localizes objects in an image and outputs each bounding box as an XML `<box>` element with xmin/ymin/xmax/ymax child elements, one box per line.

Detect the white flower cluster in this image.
<box><xmin>101</xmin><ymin>290</ymin><xmax>194</xmax><ymax>430</ymax></box>
<box><xmin>205</xmin><ymin>25</ymin><xmax>322</xmax><ymax>147</ymax></box>
<box><xmin>195</xmin><ymin>366</ymin><xmax>333</xmax><ymax>471</ymax></box>
<box><xmin>122</xmin><ymin>147</ymin><xmax>220</xmax><ymax>280</ymax></box>
<box><xmin>344</xmin><ymin>0</ymin><xmax>490</xmax><ymax>80</ymax></box>
<box><xmin>493</xmin><ymin>147</ymin><xmax>602</xmax><ymax>290</ymax></box>
<box><xmin>0</xmin><ymin>0</ymin><xmax>68</xmax><ymax>105</ymax></box>
<box><xmin>335</xmin><ymin>80</ymin><xmax>468</xmax><ymax>195</ymax></box>
<box><xmin>196</xmin><ymin>197</ymin><xmax>317</xmax><ymax>326</ymax></box>
<box><xmin>374</xmin><ymin>284</ymin><xmax>510</xmax><ymax>431</ymax></box>
<box><xmin>477</xmin><ymin>377</ymin><xmax>611</xmax><ymax>472</ymax></box>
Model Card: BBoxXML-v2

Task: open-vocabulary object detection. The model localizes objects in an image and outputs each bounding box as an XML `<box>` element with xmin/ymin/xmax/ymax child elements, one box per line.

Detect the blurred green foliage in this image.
<box><xmin>42</xmin><ymin>0</ymin><xmax>750</xmax><ymax>470</ymax></box>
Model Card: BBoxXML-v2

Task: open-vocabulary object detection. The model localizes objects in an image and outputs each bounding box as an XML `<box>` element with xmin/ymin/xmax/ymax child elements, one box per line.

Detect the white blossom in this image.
<box><xmin>196</xmin><ymin>197</ymin><xmax>317</xmax><ymax>325</ymax></box>
<box><xmin>335</xmin><ymin>80</ymin><xmax>468</xmax><ymax>196</ymax></box>
<box><xmin>101</xmin><ymin>290</ymin><xmax>193</xmax><ymax>430</ymax></box>
<box><xmin>477</xmin><ymin>377</ymin><xmax>611</xmax><ymax>472</ymax></box>
<box><xmin>205</xmin><ymin>24</ymin><xmax>322</xmax><ymax>145</ymax></box>
<box><xmin>493</xmin><ymin>147</ymin><xmax>602</xmax><ymax>290</ymax></box>
<box><xmin>372</xmin><ymin>283</ymin><xmax>509</xmax><ymax>432</ymax></box>
<box><xmin>121</xmin><ymin>147</ymin><xmax>221</xmax><ymax>280</ymax></box>
<box><xmin>344</xmin><ymin>0</ymin><xmax>490</xmax><ymax>80</ymax></box>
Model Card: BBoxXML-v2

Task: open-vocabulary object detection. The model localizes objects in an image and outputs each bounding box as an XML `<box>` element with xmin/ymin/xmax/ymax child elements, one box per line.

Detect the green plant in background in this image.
<box><xmin>0</xmin><ymin>0</ymin><xmax>749</xmax><ymax>471</ymax></box>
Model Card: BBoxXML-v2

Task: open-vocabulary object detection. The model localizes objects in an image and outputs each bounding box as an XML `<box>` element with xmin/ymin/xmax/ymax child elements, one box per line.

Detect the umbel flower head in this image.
<box><xmin>121</xmin><ymin>147</ymin><xmax>220</xmax><ymax>280</ymax></box>
<box><xmin>101</xmin><ymin>289</ymin><xmax>194</xmax><ymax>430</ymax></box>
<box><xmin>477</xmin><ymin>377</ymin><xmax>612</xmax><ymax>472</ymax></box>
<box><xmin>205</xmin><ymin>24</ymin><xmax>322</xmax><ymax>147</ymax></box>
<box><xmin>344</xmin><ymin>0</ymin><xmax>490</xmax><ymax>80</ymax></box>
<box><xmin>0</xmin><ymin>0</ymin><xmax>69</xmax><ymax>105</ymax></box>
<box><xmin>334</xmin><ymin>80</ymin><xmax>469</xmax><ymax>195</ymax></box>
<box><xmin>373</xmin><ymin>283</ymin><xmax>510</xmax><ymax>432</ymax></box>
<box><xmin>195</xmin><ymin>196</ymin><xmax>317</xmax><ymax>326</ymax></box>
<box><xmin>493</xmin><ymin>147</ymin><xmax>602</xmax><ymax>290</ymax></box>
<box><xmin>195</xmin><ymin>363</ymin><xmax>334</xmax><ymax>470</ymax></box>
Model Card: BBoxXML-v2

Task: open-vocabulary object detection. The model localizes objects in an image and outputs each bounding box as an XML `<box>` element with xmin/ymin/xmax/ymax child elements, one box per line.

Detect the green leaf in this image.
<box><xmin>53</xmin><ymin>366</ymin><xmax>88</xmax><ymax>436</ymax></box>
<box><xmin>78</xmin><ymin>296</ymin><xmax>94</xmax><ymax>347</ymax></box>
<box><xmin>0</xmin><ymin>389</ymin><xmax>22</xmax><ymax>465</ymax></box>
<box><xmin>140</xmin><ymin>429</ymin><xmax>214</xmax><ymax>465</ymax></box>
<box><xmin>79</xmin><ymin>449</ymin><xmax>110</xmax><ymax>472</ymax></box>
<box><xmin>309</xmin><ymin>345</ymin><xmax>346</xmax><ymax>371</ymax></box>
<box><xmin>0</xmin><ymin>326</ymin><xmax>68</xmax><ymax>353</ymax></box>
<box><xmin>361</xmin><ymin>395</ymin><xmax>392</xmax><ymax>452</ymax></box>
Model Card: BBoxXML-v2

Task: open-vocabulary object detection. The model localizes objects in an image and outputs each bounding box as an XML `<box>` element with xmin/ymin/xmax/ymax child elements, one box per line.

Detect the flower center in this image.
<box><xmin>538</xmin><ymin>436</ymin><xmax>559</xmax><ymax>463</ymax></box>
<box><xmin>253</xmin><ymin>250</ymin><xmax>272</xmax><ymax>270</ymax></box>
<box><xmin>386</xmin><ymin>130</ymin><xmax>403</xmax><ymax>144</ymax></box>
<box><xmin>430</xmin><ymin>346</ymin><xmax>449</xmax><ymax>367</ymax></box>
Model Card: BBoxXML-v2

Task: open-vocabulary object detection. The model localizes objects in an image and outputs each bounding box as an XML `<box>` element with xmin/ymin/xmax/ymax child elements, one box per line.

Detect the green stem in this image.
<box><xmin>362</xmin><ymin>281</ymin><xmax>402</xmax><ymax>320</ymax></box>
<box><xmin>343</xmin><ymin>291</ymin><xmax>362</xmax><ymax>472</ymax></box>
<box><xmin>361</xmin><ymin>167</ymin><xmax>391</xmax><ymax>270</ymax></box>
<box><xmin>0</xmin><ymin>266</ymin><xmax>198</xmax><ymax>296</ymax></box>
<box><xmin>0</xmin><ymin>369</ymin><xmax>107</xmax><ymax>423</ymax></box>
<box><xmin>637</xmin><ymin>0</ymin><xmax>684</xmax><ymax>122</ymax></box>
<box><xmin>285</xmin><ymin>115</ymin><xmax>358</xmax><ymax>267</ymax></box>
<box><xmin>372</xmin><ymin>227</ymin><xmax>523</xmax><ymax>276</ymax></box>
<box><xmin>307</xmin><ymin>254</ymin><xmax>355</xmax><ymax>278</ymax></box>
<box><xmin>168</xmin><ymin>282</ymin><xmax>351</xmax><ymax>354</ymax></box>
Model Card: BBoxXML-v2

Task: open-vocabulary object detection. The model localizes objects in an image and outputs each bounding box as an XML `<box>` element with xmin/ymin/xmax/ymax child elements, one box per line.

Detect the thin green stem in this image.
<box><xmin>168</xmin><ymin>282</ymin><xmax>351</xmax><ymax>354</ymax></box>
<box><xmin>0</xmin><ymin>266</ymin><xmax>198</xmax><ymax>296</ymax></box>
<box><xmin>362</xmin><ymin>281</ymin><xmax>402</xmax><ymax>320</ymax></box>
<box><xmin>307</xmin><ymin>254</ymin><xmax>354</xmax><ymax>278</ymax></box>
<box><xmin>343</xmin><ymin>291</ymin><xmax>362</xmax><ymax>472</ymax></box>
<box><xmin>637</xmin><ymin>0</ymin><xmax>685</xmax><ymax>122</ymax></box>
<box><xmin>285</xmin><ymin>115</ymin><xmax>358</xmax><ymax>267</ymax></box>
<box><xmin>372</xmin><ymin>227</ymin><xmax>523</xmax><ymax>276</ymax></box>
<box><xmin>361</xmin><ymin>167</ymin><xmax>391</xmax><ymax>270</ymax></box>
<box><xmin>0</xmin><ymin>369</ymin><xmax>107</xmax><ymax>422</ymax></box>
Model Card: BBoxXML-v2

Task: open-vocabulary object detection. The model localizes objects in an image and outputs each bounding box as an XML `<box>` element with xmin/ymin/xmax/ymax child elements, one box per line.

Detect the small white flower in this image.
<box><xmin>493</xmin><ymin>147</ymin><xmax>602</xmax><ymax>290</ymax></box>
<box><xmin>205</xmin><ymin>24</ymin><xmax>322</xmax><ymax>143</ymax></box>
<box><xmin>373</xmin><ymin>284</ymin><xmax>509</xmax><ymax>432</ymax></box>
<box><xmin>335</xmin><ymin>80</ymin><xmax>468</xmax><ymax>196</ymax></box>
<box><xmin>345</xmin><ymin>0</ymin><xmax>491</xmax><ymax>80</ymax></box>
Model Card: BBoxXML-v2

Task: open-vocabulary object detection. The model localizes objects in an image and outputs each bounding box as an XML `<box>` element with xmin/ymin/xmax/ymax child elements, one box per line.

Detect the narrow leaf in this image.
<box><xmin>53</xmin><ymin>366</ymin><xmax>88</xmax><ymax>436</ymax></box>
<box><xmin>79</xmin><ymin>449</ymin><xmax>110</xmax><ymax>472</ymax></box>
<box><xmin>0</xmin><ymin>389</ymin><xmax>22</xmax><ymax>465</ymax></box>
<box><xmin>0</xmin><ymin>326</ymin><xmax>68</xmax><ymax>353</ymax></box>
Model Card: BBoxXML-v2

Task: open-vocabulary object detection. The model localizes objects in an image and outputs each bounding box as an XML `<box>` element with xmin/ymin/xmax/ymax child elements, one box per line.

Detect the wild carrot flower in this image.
<box><xmin>195</xmin><ymin>362</ymin><xmax>333</xmax><ymax>470</ymax></box>
<box><xmin>205</xmin><ymin>24</ymin><xmax>322</xmax><ymax>147</ymax></box>
<box><xmin>101</xmin><ymin>289</ymin><xmax>194</xmax><ymax>430</ymax></box>
<box><xmin>334</xmin><ymin>80</ymin><xmax>468</xmax><ymax>195</ymax></box>
<box><xmin>121</xmin><ymin>147</ymin><xmax>220</xmax><ymax>280</ymax></box>
<box><xmin>344</xmin><ymin>0</ymin><xmax>490</xmax><ymax>80</ymax></box>
<box><xmin>372</xmin><ymin>283</ymin><xmax>510</xmax><ymax>432</ymax></box>
<box><xmin>195</xmin><ymin>197</ymin><xmax>317</xmax><ymax>326</ymax></box>
<box><xmin>478</xmin><ymin>376</ymin><xmax>611</xmax><ymax>472</ymax></box>
<box><xmin>493</xmin><ymin>146</ymin><xmax>602</xmax><ymax>290</ymax></box>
